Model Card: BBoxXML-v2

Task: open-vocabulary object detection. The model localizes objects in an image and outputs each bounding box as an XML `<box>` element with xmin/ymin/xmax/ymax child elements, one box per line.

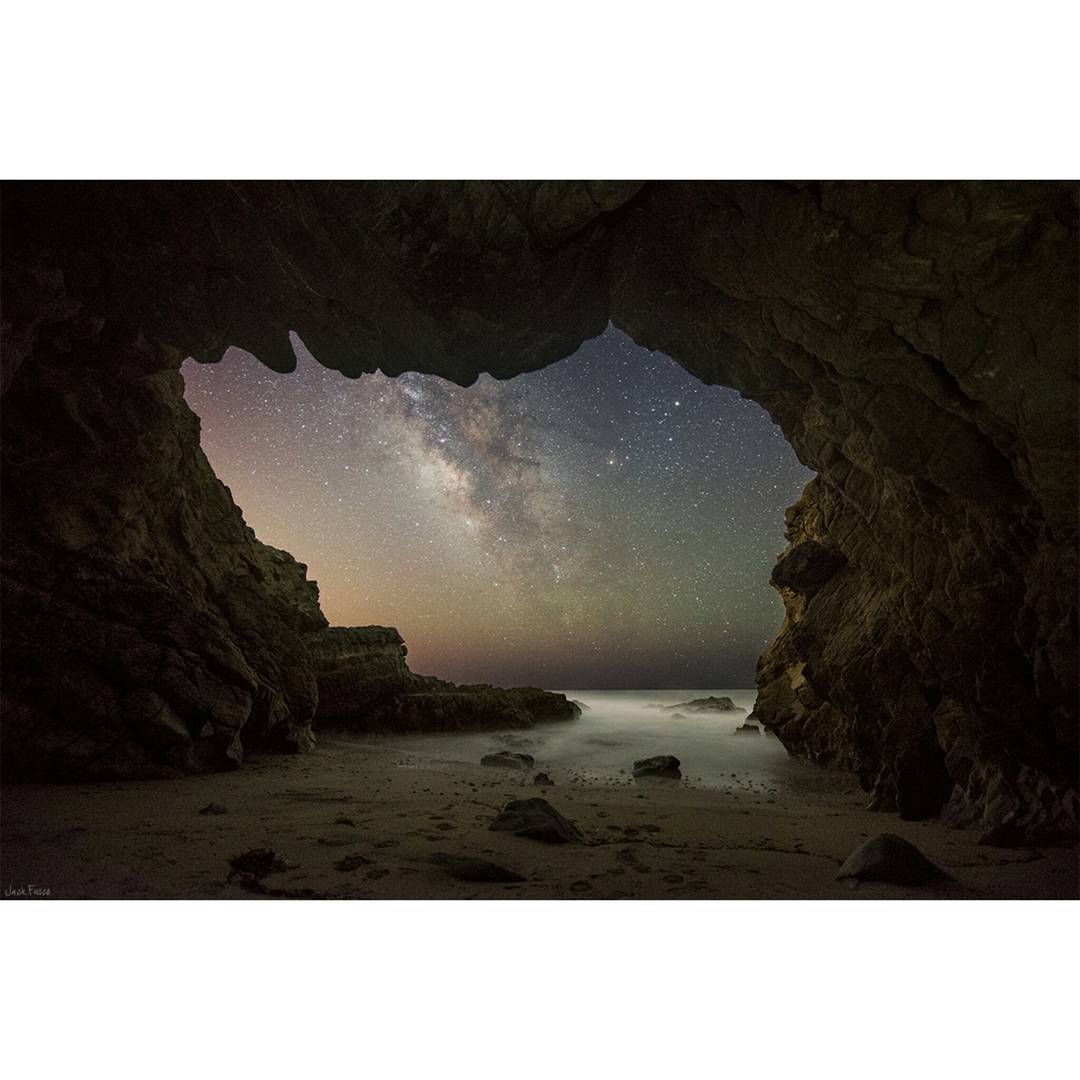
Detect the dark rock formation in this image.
<box><xmin>334</xmin><ymin>853</ymin><xmax>373</xmax><ymax>872</ymax></box>
<box><xmin>769</xmin><ymin>540</ymin><xmax>846</xmax><ymax>599</ymax></box>
<box><xmin>2</xmin><ymin>181</ymin><xmax>1076</xmax><ymax>844</ymax></box>
<box><xmin>1</xmin><ymin>295</ymin><xmax>326</xmax><ymax>779</ymax></box>
<box><xmin>533</xmin><ymin>772</ymin><xmax>554</xmax><ymax>786</ymax></box>
<box><xmin>633</xmin><ymin>755</ymin><xmax>683</xmax><ymax>778</ymax></box>
<box><xmin>647</xmin><ymin>696</ymin><xmax>744</xmax><ymax>713</ymax></box>
<box><xmin>307</xmin><ymin>626</ymin><xmax>411</xmax><ymax>722</ymax></box>
<box><xmin>835</xmin><ymin>833</ymin><xmax>949</xmax><ymax>886</ymax></box>
<box><xmin>309</xmin><ymin>626</ymin><xmax>579</xmax><ymax>732</ymax></box>
<box><xmin>226</xmin><ymin>848</ymin><xmax>289</xmax><ymax>886</ymax></box>
<box><xmin>430</xmin><ymin>852</ymin><xmax>527</xmax><ymax>883</ymax></box>
<box><xmin>733</xmin><ymin>723</ymin><xmax>761</xmax><ymax>736</ymax></box>
<box><xmin>488</xmin><ymin>798</ymin><xmax>585</xmax><ymax>843</ymax></box>
<box><xmin>481</xmin><ymin>752</ymin><xmax>535</xmax><ymax>770</ymax></box>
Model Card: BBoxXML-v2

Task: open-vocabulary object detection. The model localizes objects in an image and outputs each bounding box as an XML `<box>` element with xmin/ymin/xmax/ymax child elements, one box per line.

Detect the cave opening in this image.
<box><xmin>181</xmin><ymin>324</ymin><xmax>814</xmax><ymax>692</ymax></box>
<box><xmin>2</xmin><ymin>180</ymin><xmax>1074</xmax><ymax>852</ymax></box>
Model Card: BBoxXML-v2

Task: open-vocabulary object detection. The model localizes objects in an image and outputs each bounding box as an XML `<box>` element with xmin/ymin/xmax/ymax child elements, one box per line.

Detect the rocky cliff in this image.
<box><xmin>310</xmin><ymin>626</ymin><xmax>580</xmax><ymax>731</ymax></box>
<box><xmin>0</xmin><ymin>290</ymin><xmax>578</xmax><ymax>775</ymax></box>
<box><xmin>2</xmin><ymin>181</ymin><xmax>1075</xmax><ymax>842</ymax></box>
<box><xmin>0</xmin><ymin>278</ymin><xmax>326</xmax><ymax>778</ymax></box>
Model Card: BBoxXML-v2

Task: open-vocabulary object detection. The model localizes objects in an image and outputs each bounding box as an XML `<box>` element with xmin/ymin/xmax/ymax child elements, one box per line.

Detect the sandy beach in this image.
<box><xmin>2</xmin><ymin>736</ymin><xmax>1075</xmax><ymax>900</ymax></box>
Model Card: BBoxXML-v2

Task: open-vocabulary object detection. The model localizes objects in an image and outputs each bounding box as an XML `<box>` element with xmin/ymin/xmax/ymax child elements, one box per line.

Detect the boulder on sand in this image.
<box><xmin>481</xmin><ymin>751</ymin><xmax>535</xmax><ymax>770</ymax></box>
<box><xmin>489</xmin><ymin>798</ymin><xmax>585</xmax><ymax>843</ymax></box>
<box><xmin>431</xmin><ymin>852</ymin><xmax>527</xmax><ymax>882</ymax></box>
<box><xmin>533</xmin><ymin>771</ymin><xmax>554</xmax><ymax>786</ymax></box>
<box><xmin>633</xmin><ymin>755</ymin><xmax>682</xmax><ymax>779</ymax></box>
<box><xmin>835</xmin><ymin>833</ymin><xmax>949</xmax><ymax>886</ymax></box>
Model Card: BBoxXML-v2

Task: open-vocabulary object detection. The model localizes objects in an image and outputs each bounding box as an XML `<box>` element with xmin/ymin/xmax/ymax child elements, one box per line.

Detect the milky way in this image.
<box><xmin>181</xmin><ymin>326</ymin><xmax>813</xmax><ymax>688</ymax></box>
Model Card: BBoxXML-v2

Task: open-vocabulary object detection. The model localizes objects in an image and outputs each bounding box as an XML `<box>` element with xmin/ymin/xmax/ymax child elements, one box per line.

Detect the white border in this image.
<box><xmin>2</xmin><ymin>2</ymin><xmax>1078</xmax><ymax>178</ymax></box>
<box><xmin>2</xmin><ymin>3</ymin><xmax>1077</xmax><ymax>1077</ymax></box>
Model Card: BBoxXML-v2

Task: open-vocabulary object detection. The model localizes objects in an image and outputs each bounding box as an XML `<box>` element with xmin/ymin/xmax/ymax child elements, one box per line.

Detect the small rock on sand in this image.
<box><xmin>480</xmin><ymin>752</ymin><xmax>535</xmax><ymax>770</ymax></box>
<box><xmin>489</xmin><ymin>798</ymin><xmax>585</xmax><ymax>844</ymax></box>
<box><xmin>335</xmin><ymin>853</ymin><xmax>374</xmax><ymax>872</ymax></box>
<box><xmin>198</xmin><ymin>802</ymin><xmax>228</xmax><ymax>815</ymax></box>
<box><xmin>226</xmin><ymin>848</ymin><xmax>288</xmax><ymax>884</ymax></box>
<box><xmin>431</xmin><ymin>852</ymin><xmax>526</xmax><ymax>882</ymax></box>
<box><xmin>534</xmin><ymin>772</ymin><xmax>554</xmax><ymax>786</ymax></box>
<box><xmin>632</xmin><ymin>755</ymin><xmax>682</xmax><ymax>779</ymax></box>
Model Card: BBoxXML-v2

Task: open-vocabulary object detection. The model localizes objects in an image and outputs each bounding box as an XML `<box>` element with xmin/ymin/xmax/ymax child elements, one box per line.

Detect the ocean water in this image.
<box><xmin>348</xmin><ymin>689</ymin><xmax>845</xmax><ymax>798</ymax></box>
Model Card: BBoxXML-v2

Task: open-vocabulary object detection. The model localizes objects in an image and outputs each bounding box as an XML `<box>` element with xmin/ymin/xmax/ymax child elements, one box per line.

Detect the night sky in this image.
<box><xmin>181</xmin><ymin>326</ymin><xmax>813</xmax><ymax>689</ymax></box>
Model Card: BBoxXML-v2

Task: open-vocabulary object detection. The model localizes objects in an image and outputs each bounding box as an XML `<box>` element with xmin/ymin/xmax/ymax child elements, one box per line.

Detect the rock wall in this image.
<box><xmin>2</xmin><ymin>181</ymin><xmax>1076</xmax><ymax>841</ymax></box>
<box><xmin>309</xmin><ymin>626</ymin><xmax>580</xmax><ymax>731</ymax></box>
<box><xmin>1</xmin><ymin>270</ymin><xmax>326</xmax><ymax>778</ymax></box>
<box><xmin>605</xmin><ymin>182</ymin><xmax>1078</xmax><ymax>842</ymax></box>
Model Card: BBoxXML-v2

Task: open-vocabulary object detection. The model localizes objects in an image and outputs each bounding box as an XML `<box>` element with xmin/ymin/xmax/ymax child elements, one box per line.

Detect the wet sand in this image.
<box><xmin>1</xmin><ymin>736</ymin><xmax>1075</xmax><ymax>900</ymax></box>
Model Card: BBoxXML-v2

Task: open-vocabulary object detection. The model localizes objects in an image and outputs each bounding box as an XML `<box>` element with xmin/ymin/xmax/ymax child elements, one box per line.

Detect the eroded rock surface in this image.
<box><xmin>2</xmin><ymin>181</ymin><xmax>1076</xmax><ymax>843</ymax></box>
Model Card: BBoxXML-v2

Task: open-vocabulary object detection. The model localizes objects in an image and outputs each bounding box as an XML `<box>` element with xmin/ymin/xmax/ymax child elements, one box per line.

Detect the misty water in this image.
<box><xmin>349</xmin><ymin>690</ymin><xmax>848</xmax><ymax>799</ymax></box>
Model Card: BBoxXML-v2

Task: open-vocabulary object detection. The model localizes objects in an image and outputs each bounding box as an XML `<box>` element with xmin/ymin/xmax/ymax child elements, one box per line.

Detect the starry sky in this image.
<box><xmin>181</xmin><ymin>326</ymin><xmax>813</xmax><ymax>689</ymax></box>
